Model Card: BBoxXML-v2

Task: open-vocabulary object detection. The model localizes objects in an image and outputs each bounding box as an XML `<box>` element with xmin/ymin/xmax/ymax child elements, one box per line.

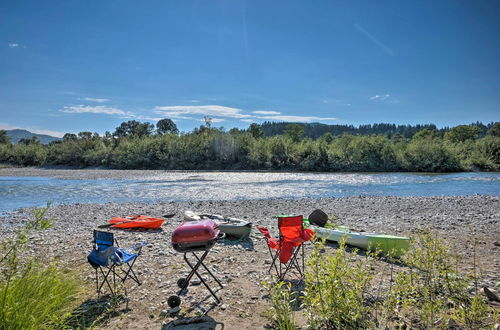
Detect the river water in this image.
<box><xmin>0</xmin><ymin>172</ymin><xmax>499</xmax><ymax>214</ymax></box>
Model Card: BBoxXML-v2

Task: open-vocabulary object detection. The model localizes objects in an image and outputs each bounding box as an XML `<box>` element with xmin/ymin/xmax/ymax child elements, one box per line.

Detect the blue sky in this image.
<box><xmin>1</xmin><ymin>0</ymin><xmax>499</xmax><ymax>137</ymax></box>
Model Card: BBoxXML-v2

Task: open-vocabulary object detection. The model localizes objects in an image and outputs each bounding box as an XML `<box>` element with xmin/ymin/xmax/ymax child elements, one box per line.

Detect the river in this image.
<box><xmin>0</xmin><ymin>171</ymin><xmax>499</xmax><ymax>214</ymax></box>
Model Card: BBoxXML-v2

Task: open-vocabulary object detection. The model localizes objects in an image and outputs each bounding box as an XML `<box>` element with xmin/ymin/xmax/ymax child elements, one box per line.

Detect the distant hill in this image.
<box><xmin>5</xmin><ymin>129</ymin><xmax>61</xmax><ymax>144</ymax></box>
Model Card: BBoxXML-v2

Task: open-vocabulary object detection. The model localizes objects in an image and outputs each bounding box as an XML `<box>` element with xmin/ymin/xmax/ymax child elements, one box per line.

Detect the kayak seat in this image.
<box><xmin>87</xmin><ymin>230</ymin><xmax>147</xmax><ymax>296</ymax></box>
<box><xmin>258</xmin><ymin>215</ymin><xmax>315</xmax><ymax>281</ymax></box>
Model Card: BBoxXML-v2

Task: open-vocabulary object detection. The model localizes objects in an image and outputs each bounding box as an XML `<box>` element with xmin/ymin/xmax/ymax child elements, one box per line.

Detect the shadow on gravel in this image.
<box><xmin>65</xmin><ymin>294</ymin><xmax>130</xmax><ymax>328</ymax></box>
<box><xmin>162</xmin><ymin>315</ymin><xmax>224</xmax><ymax>329</ymax></box>
<box><xmin>220</xmin><ymin>236</ymin><xmax>255</xmax><ymax>251</ymax></box>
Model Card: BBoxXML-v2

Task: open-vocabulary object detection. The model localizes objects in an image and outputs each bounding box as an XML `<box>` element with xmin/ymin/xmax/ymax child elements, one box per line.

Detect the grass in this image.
<box><xmin>0</xmin><ymin>203</ymin><xmax>87</xmax><ymax>329</ymax></box>
<box><xmin>0</xmin><ymin>262</ymin><xmax>85</xmax><ymax>329</ymax></box>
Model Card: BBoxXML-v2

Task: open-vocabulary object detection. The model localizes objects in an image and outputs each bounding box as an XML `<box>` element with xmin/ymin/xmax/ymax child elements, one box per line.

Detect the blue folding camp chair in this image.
<box><xmin>87</xmin><ymin>230</ymin><xmax>147</xmax><ymax>295</ymax></box>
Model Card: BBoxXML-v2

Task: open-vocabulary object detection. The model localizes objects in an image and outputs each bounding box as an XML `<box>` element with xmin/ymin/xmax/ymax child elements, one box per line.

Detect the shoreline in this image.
<box><xmin>0</xmin><ymin>195</ymin><xmax>498</xmax><ymax>328</ymax></box>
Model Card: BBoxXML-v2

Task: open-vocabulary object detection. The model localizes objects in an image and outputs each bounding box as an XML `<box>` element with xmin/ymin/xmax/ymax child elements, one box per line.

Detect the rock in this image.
<box><xmin>220</xmin><ymin>303</ymin><xmax>228</xmax><ymax>310</ymax></box>
<box><xmin>481</xmin><ymin>287</ymin><xmax>500</xmax><ymax>302</ymax></box>
<box><xmin>494</xmin><ymin>241</ymin><xmax>500</xmax><ymax>247</ymax></box>
<box><xmin>160</xmin><ymin>306</ymin><xmax>180</xmax><ymax>317</ymax></box>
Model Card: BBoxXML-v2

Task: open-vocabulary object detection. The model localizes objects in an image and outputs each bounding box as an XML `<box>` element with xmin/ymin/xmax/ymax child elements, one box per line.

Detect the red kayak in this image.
<box><xmin>109</xmin><ymin>215</ymin><xmax>165</xmax><ymax>229</ymax></box>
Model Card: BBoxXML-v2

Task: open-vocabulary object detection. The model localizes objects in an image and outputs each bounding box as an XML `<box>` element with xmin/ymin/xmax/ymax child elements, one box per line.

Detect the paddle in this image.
<box><xmin>98</xmin><ymin>213</ymin><xmax>176</xmax><ymax>228</ymax></box>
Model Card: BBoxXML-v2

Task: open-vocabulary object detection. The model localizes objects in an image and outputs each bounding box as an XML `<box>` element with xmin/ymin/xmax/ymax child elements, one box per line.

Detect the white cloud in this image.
<box><xmin>370</xmin><ymin>94</ymin><xmax>390</xmax><ymax>101</ymax></box>
<box><xmin>60</xmin><ymin>105</ymin><xmax>134</xmax><ymax>116</ymax></box>
<box><xmin>252</xmin><ymin>110</ymin><xmax>281</xmax><ymax>115</ymax></box>
<box><xmin>79</xmin><ymin>97</ymin><xmax>110</xmax><ymax>103</ymax></box>
<box><xmin>199</xmin><ymin>118</ymin><xmax>225</xmax><ymax>123</ymax></box>
<box><xmin>154</xmin><ymin>105</ymin><xmax>252</xmax><ymax>119</ymax></box>
<box><xmin>188</xmin><ymin>99</ymin><xmax>201</xmax><ymax>103</ymax></box>
<box><xmin>0</xmin><ymin>122</ymin><xmax>66</xmax><ymax>138</ymax></box>
<box><xmin>256</xmin><ymin>115</ymin><xmax>337</xmax><ymax>122</ymax></box>
<box><xmin>369</xmin><ymin>94</ymin><xmax>399</xmax><ymax>104</ymax></box>
<box><xmin>240</xmin><ymin>119</ymin><xmax>254</xmax><ymax>123</ymax></box>
<box><xmin>8</xmin><ymin>43</ymin><xmax>19</xmax><ymax>48</ymax></box>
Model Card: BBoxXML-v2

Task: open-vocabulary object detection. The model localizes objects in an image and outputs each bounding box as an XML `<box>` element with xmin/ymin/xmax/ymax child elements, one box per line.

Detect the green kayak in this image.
<box><xmin>304</xmin><ymin>219</ymin><xmax>410</xmax><ymax>257</ymax></box>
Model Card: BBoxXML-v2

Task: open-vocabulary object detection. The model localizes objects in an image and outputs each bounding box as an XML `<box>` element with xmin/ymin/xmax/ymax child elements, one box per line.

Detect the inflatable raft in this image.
<box><xmin>108</xmin><ymin>215</ymin><xmax>165</xmax><ymax>229</ymax></box>
<box><xmin>304</xmin><ymin>219</ymin><xmax>410</xmax><ymax>257</ymax></box>
<box><xmin>184</xmin><ymin>210</ymin><xmax>252</xmax><ymax>239</ymax></box>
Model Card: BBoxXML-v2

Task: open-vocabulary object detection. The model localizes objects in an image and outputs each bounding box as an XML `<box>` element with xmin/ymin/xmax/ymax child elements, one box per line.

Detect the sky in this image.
<box><xmin>1</xmin><ymin>0</ymin><xmax>499</xmax><ymax>137</ymax></box>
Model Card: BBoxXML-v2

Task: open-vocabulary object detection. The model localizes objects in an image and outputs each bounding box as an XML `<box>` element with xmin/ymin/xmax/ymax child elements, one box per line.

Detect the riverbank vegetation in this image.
<box><xmin>0</xmin><ymin>204</ymin><xmax>86</xmax><ymax>328</ymax></box>
<box><xmin>266</xmin><ymin>234</ymin><xmax>499</xmax><ymax>329</ymax></box>
<box><xmin>0</xmin><ymin>120</ymin><xmax>498</xmax><ymax>172</ymax></box>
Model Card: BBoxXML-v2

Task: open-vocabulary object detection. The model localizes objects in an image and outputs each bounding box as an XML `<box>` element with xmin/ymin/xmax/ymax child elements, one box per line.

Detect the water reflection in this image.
<box><xmin>0</xmin><ymin>172</ymin><xmax>498</xmax><ymax>214</ymax></box>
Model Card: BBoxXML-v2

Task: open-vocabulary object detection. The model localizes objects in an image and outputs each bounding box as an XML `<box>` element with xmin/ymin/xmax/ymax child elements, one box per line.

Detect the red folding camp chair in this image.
<box><xmin>258</xmin><ymin>215</ymin><xmax>315</xmax><ymax>281</ymax></box>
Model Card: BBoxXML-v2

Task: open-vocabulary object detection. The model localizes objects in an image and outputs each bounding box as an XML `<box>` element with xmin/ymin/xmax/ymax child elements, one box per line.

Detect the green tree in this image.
<box><xmin>18</xmin><ymin>136</ymin><xmax>40</xmax><ymax>145</ymax></box>
<box><xmin>156</xmin><ymin>118</ymin><xmax>179</xmax><ymax>135</ymax></box>
<box><xmin>487</xmin><ymin>122</ymin><xmax>500</xmax><ymax>137</ymax></box>
<box><xmin>0</xmin><ymin>130</ymin><xmax>10</xmax><ymax>144</ymax></box>
<box><xmin>445</xmin><ymin>125</ymin><xmax>481</xmax><ymax>143</ymax></box>
<box><xmin>62</xmin><ymin>133</ymin><xmax>77</xmax><ymax>142</ymax></box>
<box><xmin>113</xmin><ymin>120</ymin><xmax>154</xmax><ymax>138</ymax></box>
<box><xmin>248</xmin><ymin>123</ymin><xmax>264</xmax><ymax>139</ymax></box>
<box><xmin>284</xmin><ymin>124</ymin><xmax>304</xmax><ymax>142</ymax></box>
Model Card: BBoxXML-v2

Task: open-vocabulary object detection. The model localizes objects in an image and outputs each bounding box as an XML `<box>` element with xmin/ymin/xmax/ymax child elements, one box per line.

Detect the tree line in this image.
<box><xmin>0</xmin><ymin>120</ymin><xmax>498</xmax><ymax>172</ymax></box>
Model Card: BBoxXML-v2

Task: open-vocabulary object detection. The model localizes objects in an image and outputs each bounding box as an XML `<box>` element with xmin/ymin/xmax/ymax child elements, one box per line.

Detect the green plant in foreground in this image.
<box><xmin>0</xmin><ymin>203</ymin><xmax>85</xmax><ymax>329</ymax></box>
<box><xmin>263</xmin><ymin>280</ymin><xmax>298</xmax><ymax>330</ymax></box>
<box><xmin>379</xmin><ymin>231</ymin><xmax>496</xmax><ymax>329</ymax></box>
<box><xmin>303</xmin><ymin>237</ymin><xmax>373</xmax><ymax>329</ymax></box>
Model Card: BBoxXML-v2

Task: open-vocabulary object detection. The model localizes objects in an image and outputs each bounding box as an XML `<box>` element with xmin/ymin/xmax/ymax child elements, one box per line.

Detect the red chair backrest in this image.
<box><xmin>278</xmin><ymin>215</ymin><xmax>303</xmax><ymax>240</ymax></box>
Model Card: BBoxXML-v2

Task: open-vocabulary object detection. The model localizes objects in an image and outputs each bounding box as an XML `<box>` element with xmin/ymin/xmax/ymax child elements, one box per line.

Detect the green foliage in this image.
<box><xmin>445</xmin><ymin>125</ymin><xmax>481</xmax><ymax>143</ymax></box>
<box><xmin>0</xmin><ymin>262</ymin><xmax>83</xmax><ymax>329</ymax></box>
<box><xmin>156</xmin><ymin>118</ymin><xmax>179</xmax><ymax>135</ymax></box>
<box><xmin>303</xmin><ymin>238</ymin><xmax>373</xmax><ymax>329</ymax></box>
<box><xmin>113</xmin><ymin>120</ymin><xmax>154</xmax><ymax>138</ymax></box>
<box><xmin>379</xmin><ymin>231</ymin><xmax>495</xmax><ymax>329</ymax></box>
<box><xmin>0</xmin><ymin>203</ymin><xmax>85</xmax><ymax>328</ymax></box>
<box><xmin>3</xmin><ymin>121</ymin><xmax>499</xmax><ymax>172</ymax></box>
<box><xmin>248</xmin><ymin>123</ymin><xmax>264</xmax><ymax>139</ymax></box>
<box><xmin>487</xmin><ymin>122</ymin><xmax>500</xmax><ymax>137</ymax></box>
<box><xmin>263</xmin><ymin>281</ymin><xmax>298</xmax><ymax>330</ymax></box>
<box><xmin>0</xmin><ymin>130</ymin><xmax>11</xmax><ymax>144</ymax></box>
<box><xmin>284</xmin><ymin>124</ymin><xmax>304</xmax><ymax>143</ymax></box>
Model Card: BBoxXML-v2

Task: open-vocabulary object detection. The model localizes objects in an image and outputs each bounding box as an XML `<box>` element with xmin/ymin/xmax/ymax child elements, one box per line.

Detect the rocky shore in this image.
<box><xmin>0</xmin><ymin>168</ymin><xmax>499</xmax><ymax>329</ymax></box>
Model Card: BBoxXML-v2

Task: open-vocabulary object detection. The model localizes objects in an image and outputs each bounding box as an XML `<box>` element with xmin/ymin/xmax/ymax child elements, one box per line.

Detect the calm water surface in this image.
<box><xmin>0</xmin><ymin>172</ymin><xmax>499</xmax><ymax>214</ymax></box>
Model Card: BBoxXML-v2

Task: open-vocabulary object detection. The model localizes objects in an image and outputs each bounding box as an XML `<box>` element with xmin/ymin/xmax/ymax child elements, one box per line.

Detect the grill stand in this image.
<box><xmin>168</xmin><ymin>250</ymin><xmax>223</xmax><ymax>308</ymax></box>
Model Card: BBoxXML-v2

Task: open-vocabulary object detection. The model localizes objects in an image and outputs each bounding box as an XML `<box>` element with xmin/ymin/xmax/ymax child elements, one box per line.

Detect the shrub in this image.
<box><xmin>263</xmin><ymin>281</ymin><xmax>298</xmax><ymax>330</ymax></box>
<box><xmin>303</xmin><ymin>238</ymin><xmax>373</xmax><ymax>329</ymax></box>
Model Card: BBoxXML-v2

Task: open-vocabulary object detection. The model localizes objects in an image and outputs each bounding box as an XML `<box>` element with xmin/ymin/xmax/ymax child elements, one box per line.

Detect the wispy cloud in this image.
<box><xmin>354</xmin><ymin>24</ymin><xmax>393</xmax><ymax>56</ymax></box>
<box><xmin>154</xmin><ymin>105</ymin><xmax>252</xmax><ymax>119</ymax></box>
<box><xmin>154</xmin><ymin>104</ymin><xmax>337</xmax><ymax>123</ymax></box>
<box><xmin>369</xmin><ymin>94</ymin><xmax>400</xmax><ymax>104</ymax></box>
<box><xmin>60</xmin><ymin>105</ymin><xmax>133</xmax><ymax>116</ymax></box>
<box><xmin>370</xmin><ymin>94</ymin><xmax>391</xmax><ymax>101</ymax></box>
<box><xmin>255</xmin><ymin>115</ymin><xmax>337</xmax><ymax>122</ymax></box>
<box><xmin>0</xmin><ymin>122</ymin><xmax>66</xmax><ymax>138</ymax></box>
<box><xmin>79</xmin><ymin>97</ymin><xmax>110</xmax><ymax>103</ymax></box>
<box><xmin>8</xmin><ymin>43</ymin><xmax>26</xmax><ymax>49</ymax></box>
<box><xmin>252</xmin><ymin>110</ymin><xmax>281</xmax><ymax>115</ymax></box>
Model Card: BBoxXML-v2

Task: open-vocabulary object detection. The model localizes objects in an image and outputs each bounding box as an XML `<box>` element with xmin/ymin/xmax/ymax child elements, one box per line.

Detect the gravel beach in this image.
<box><xmin>0</xmin><ymin>168</ymin><xmax>499</xmax><ymax>329</ymax></box>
